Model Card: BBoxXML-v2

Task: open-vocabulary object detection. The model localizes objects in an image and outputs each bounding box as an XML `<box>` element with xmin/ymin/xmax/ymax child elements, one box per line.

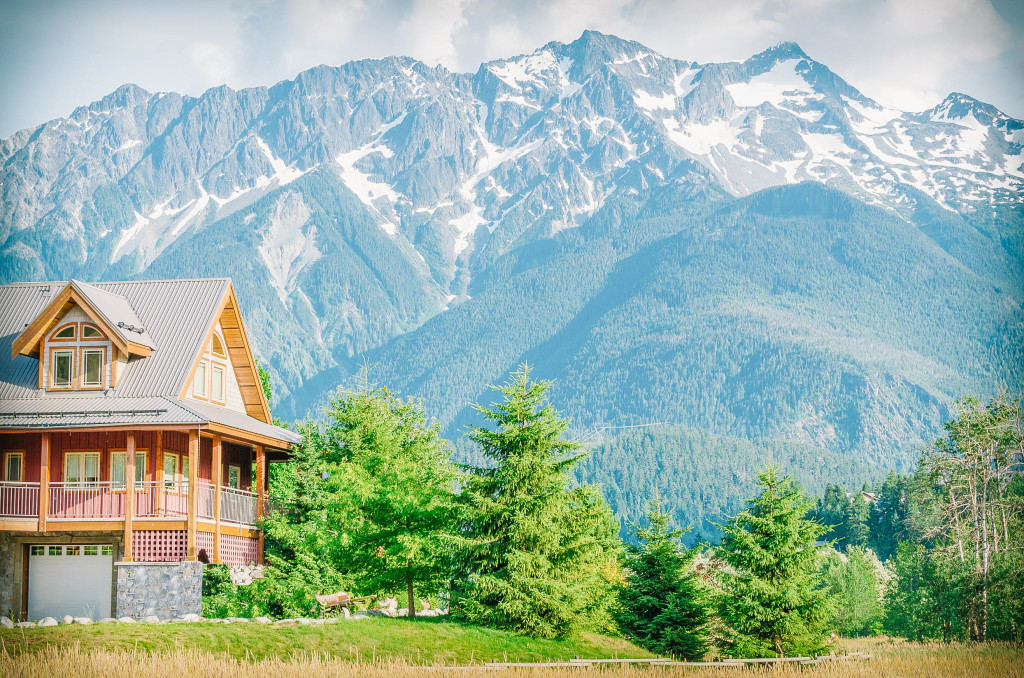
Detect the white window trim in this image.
<box><xmin>226</xmin><ymin>464</ymin><xmax>241</xmax><ymax>489</ymax></box>
<box><xmin>3</xmin><ymin>451</ymin><xmax>24</xmax><ymax>482</ymax></box>
<box><xmin>82</xmin><ymin>347</ymin><xmax>105</xmax><ymax>388</ymax></box>
<box><xmin>193</xmin><ymin>359</ymin><xmax>209</xmax><ymax>399</ymax></box>
<box><xmin>110</xmin><ymin>450</ymin><xmax>147</xmax><ymax>490</ymax></box>
<box><xmin>63</xmin><ymin>451</ymin><xmax>100</xmax><ymax>485</ymax></box>
<box><xmin>51</xmin><ymin>348</ymin><xmax>75</xmax><ymax>389</ymax></box>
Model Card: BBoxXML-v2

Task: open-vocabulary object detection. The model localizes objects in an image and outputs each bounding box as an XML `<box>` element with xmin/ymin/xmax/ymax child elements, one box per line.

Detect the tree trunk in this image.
<box><xmin>407</xmin><ymin>565</ymin><xmax>416</xmax><ymax>619</ymax></box>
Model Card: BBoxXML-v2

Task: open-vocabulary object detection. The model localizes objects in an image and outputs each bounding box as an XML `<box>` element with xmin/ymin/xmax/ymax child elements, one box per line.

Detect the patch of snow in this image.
<box><xmin>725</xmin><ymin>60</ymin><xmax>815</xmax><ymax>108</ymax></box>
<box><xmin>116</xmin><ymin>139</ymin><xmax>142</xmax><ymax>152</ymax></box>
<box><xmin>663</xmin><ymin>117</ymin><xmax>742</xmax><ymax>156</ymax></box>
<box><xmin>258</xmin><ymin>192</ymin><xmax>322</xmax><ymax>303</ymax></box>
<box><xmin>633</xmin><ymin>90</ymin><xmax>676</xmax><ymax>111</ymax></box>
<box><xmin>111</xmin><ymin>212</ymin><xmax>149</xmax><ymax>262</ymax></box>
<box><xmin>255</xmin><ymin>137</ymin><xmax>305</xmax><ymax>186</ymax></box>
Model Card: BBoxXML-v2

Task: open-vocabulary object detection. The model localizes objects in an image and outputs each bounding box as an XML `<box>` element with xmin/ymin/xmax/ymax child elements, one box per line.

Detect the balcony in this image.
<box><xmin>0</xmin><ymin>480</ymin><xmax>259</xmax><ymax>526</ymax></box>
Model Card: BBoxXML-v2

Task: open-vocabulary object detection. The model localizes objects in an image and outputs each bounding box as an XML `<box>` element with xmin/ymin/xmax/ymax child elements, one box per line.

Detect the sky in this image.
<box><xmin>1</xmin><ymin>0</ymin><xmax>1022</xmax><ymax>138</ymax></box>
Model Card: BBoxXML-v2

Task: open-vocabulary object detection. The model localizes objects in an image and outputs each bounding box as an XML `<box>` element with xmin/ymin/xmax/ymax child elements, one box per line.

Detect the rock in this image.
<box><xmin>254</xmin><ymin>616</ymin><xmax>273</xmax><ymax>624</ymax></box>
<box><xmin>98</xmin><ymin>617</ymin><xmax>118</xmax><ymax>624</ymax></box>
<box><xmin>0</xmin><ymin>617</ymin><xmax>13</xmax><ymax>629</ymax></box>
<box><xmin>178</xmin><ymin>613</ymin><xmax>202</xmax><ymax>623</ymax></box>
<box><xmin>73</xmin><ymin>617</ymin><xmax>92</xmax><ymax>625</ymax></box>
<box><xmin>274</xmin><ymin>618</ymin><xmax>296</xmax><ymax>624</ymax></box>
<box><xmin>226</xmin><ymin>617</ymin><xmax>250</xmax><ymax>623</ymax></box>
<box><xmin>350</xmin><ymin>614</ymin><xmax>369</xmax><ymax>620</ymax></box>
<box><xmin>342</xmin><ymin>607</ymin><xmax>350</xmax><ymax>619</ymax></box>
<box><xmin>38</xmin><ymin>617</ymin><xmax>58</xmax><ymax>627</ymax></box>
<box><xmin>118</xmin><ymin>617</ymin><xmax>136</xmax><ymax>623</ymax></box>
<box><xmin>60</xmin><ymin>615</ymin><xmax>74</xmax><ymax>625</ymax></box>
<box><xmin>143</xmin><ymin>615</ymin><xmax>160</xmax><ymax>624</ymax></box>
<box><xmin>16</xmin><ymin>621</ymin><xmax>36</xmax><ymax>628</ymax></box>
<box><xmin>296</xmin><ymin>618</ymin><xmax>312</xmax><ymax>625</ymax></box>
<box><xmin>397</xmin><ymin>608</ymin><xmax>409</xmax><ymax>617</ymax></box>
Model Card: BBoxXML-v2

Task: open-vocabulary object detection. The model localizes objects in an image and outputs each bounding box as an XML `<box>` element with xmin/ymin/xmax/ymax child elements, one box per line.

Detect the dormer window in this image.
<box><xmin>54</xmin><ymin>325</ymin><xmax>76</xmax><ymax>340</ymax></box>
<box><xmin>51</xmin><ymin>349</ymin><xmax>74</xmax><ymax>389</ymax></box>
<box><xmin>82</xmin><ymin>349</ymin><xmax>105</xmax><ymax>388</ymax></box>
<box><xmin>191</xmin><ymin>331</ymin><xmax>228</xmax><ymax>404</ymax></box>
<box><xmin>211</xmin><ymin>334</ymin><xmax>226</xmax><ymax>359</ymax></box>
<box><xmin>82</xmin><ymin>325</ymin><xmax>104</xmax><ymax>339</ymax></box>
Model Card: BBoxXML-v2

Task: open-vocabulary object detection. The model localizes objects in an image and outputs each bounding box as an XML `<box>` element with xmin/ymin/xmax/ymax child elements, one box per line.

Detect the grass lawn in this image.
<box><xmin>0</xmin><ymin>617</ymin><xmax>651</xmax><ymax>665</ymax></box>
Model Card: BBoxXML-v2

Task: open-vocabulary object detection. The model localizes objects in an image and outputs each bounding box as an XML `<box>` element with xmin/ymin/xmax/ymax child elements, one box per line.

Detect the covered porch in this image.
<box><xmin>0</xmin><ymin>427</ymin><xmax>281</xmax><ymax>565</ymax></box>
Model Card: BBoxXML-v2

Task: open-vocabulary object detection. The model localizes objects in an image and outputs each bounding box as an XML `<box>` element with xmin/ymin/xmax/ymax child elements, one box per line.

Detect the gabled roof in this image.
<box><xmin>0</xmin><ymin>278</ymin><xmax>295</xmax><ymax>449</ymax></box>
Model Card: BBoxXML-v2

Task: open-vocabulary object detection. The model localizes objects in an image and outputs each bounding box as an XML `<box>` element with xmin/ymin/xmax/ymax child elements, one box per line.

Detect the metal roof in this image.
<box><xmin>0</xmin><ymin>279</ymin><xmax>296</xmax><ymax>448</ymax></box>
<box><xmin>71</xmin><ymin>280</ymin><xmax>156</xmax><ymax>350</ymax></box>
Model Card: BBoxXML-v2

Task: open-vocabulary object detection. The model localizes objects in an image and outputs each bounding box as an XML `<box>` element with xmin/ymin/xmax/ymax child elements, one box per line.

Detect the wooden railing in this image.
<box><xmin>0</xmin><ymin>481</ymin><xmax>40</xmax><ymax>518</ymax></box>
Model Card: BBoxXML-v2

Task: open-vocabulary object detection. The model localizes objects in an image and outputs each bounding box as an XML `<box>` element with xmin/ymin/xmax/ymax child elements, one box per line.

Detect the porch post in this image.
<box><xmin>155</xmin><ymin>431</ymin><xmax>164</xmax><ymax>517</ymax></box>
<box><xmin>255</xmin><ymin>444</ymin><xmax>265</xmax><ymax>565</ymax></box>
<box><xmin>212</xmin><ymin>435</ymin><xmax>222</xmax><ymax>564</ymax></box>
<box><xmin>123</xmin><ymin>432</ymin><xmax>135</xmax><ymax>561</ymax></box>
<box><xmin>38</xmin><ymin>432</ymin><xmax>50</xmax><ymax>532</ymax></box>
<box><xmin>186</xmin><ymin>430</ymin><xmax>198</xmax><ymax>561</ymax></box>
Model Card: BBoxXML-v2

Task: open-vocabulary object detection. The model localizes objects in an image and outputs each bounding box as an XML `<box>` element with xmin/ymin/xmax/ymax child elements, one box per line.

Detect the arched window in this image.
<box><xmin>211</xmin><ymin>333</ymin><xmax>227</xmax><ymax>358</ymax></box>
<box><xmin>82</xmin><ymin>324</ymin><xmax>104</xmax><ymax>339</ymax></box>
<box><xmin>53</xmin><ymin>325</ymin><xmax>76</xmax><ymax>340</ymax></box>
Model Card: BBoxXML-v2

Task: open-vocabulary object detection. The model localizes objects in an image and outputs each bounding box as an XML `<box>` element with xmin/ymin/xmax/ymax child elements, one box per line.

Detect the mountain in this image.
<box><xmin>2</xmin><ymin>32</ymin><xmax>1021</xmax><ymax>526</ymax></box>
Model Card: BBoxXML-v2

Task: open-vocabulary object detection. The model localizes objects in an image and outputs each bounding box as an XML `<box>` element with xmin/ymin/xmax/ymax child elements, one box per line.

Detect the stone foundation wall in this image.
<box><xmin>0</xmin><ymin>533</ymin><xmax>15</xmax><ymax>619</ymax></box>
<box><xmin>115</xmin><ymin>561</ymin><xmax>202</xmax><ymax>619</ymax></box>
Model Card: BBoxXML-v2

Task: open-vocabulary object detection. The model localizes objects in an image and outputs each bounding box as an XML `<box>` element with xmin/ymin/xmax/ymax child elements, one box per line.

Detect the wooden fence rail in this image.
<box><xmin>433</xmin><ymin>652</ymin><xmax>872</xmax><ymax>670</ymax></box>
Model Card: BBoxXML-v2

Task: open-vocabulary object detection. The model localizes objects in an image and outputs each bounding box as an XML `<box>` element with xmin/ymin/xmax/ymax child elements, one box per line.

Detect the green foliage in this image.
<box><xmin>810</xmin><ymin>484</ymin><xmax>869</xmax><ymax>552</ymax></box>
<box><xmin>882</xmin><ymin>542</ymin><xmax>967</xmax><ymax>641</ymax></box>
<box><xmin>818</xmin><ymin>547</ymin><xmax>885</xmax><ymax>637</ymax></box>
<box><xmin>615</xmin><ymin>500</ymin><xmax>710</xmax><ymax>659</ymax></box>
<box><xmin>717</xmin><ymin>467</ymin><xmax>832</xmax><ymax>658</ymax></box>
<box><xmin>324</xmin><ymin>383</ymin><xmax>460</xmax><ymax>616</ymax></box>
<box><xmin>452</xmin><ymin>364</ymin><xmax>623</xmax><ymax>638</ymax></box>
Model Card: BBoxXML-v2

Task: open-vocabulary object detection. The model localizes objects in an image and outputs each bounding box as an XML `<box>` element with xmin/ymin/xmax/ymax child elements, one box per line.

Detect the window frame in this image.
<box><xmin>81</xmin><ymin>323</ymin><xmax>105</xmax><ymax>339</ymax></box>
<box><xmin>3</xmin><ymin>450</ymin><xmax>24</xmax><ymax>482</ymax></box>
<box><xmin>109</xmin><ymin>450</ymin><xmax>147</xmax><ymax>491</ymax></box>
<box><xmin>63</xmin><ymin>451</ymin><xmax>101</xmax><ymax>486</ymax></box>
<box><xmin>51</xmin><ymin>323</ymin><xmax>77</xmax><ymax>341</ymax></box>
<box><xmin>210</xmin><ymin>363</ymin><xmax>226</xmax><ymax>404</ymax></box>
<box><xmin>50</xmin><ymin>347</ymin><xmax>76</xmax><ymax>390</ymax></box>
<box><xmin>193</xmin><ymin>359</ymin><xmax>209</xmax><ymax>399</ymax></box>
<box><xmin>81</xmin><ymin>347</ymin><xmax>106</xmax><ymax>389</ymax></box>
<box><xmin>226</xmin><ymin>464</ymin><xmax>241</xmax><ymax>489</ymax></box>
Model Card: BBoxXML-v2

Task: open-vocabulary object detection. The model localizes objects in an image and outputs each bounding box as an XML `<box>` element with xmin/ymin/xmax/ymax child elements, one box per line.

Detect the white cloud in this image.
<box><xmin>0</xmin><ymin>0</ymin><xmax>1021</xmax><ymax>137</ymax></box>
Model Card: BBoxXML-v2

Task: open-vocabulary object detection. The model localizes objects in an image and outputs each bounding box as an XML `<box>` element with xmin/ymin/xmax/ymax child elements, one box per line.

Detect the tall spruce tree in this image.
<box><xmin>718</xmin><ymin>467</ymin><xmax>832</xmax><ymax>657</ymax></box>
<box><xmin>452</xmin><ymin>364</ymin><xmax>622</xmax><ymax>637</ymax></box>
<box><xmin>616</xmin><ymin>500</ymin><xmax>710</xmax><ymax>659</ymax></box>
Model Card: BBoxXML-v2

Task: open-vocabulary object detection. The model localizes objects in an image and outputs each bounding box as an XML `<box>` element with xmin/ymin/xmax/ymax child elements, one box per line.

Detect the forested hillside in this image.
<box><xmin>2</xmin><ymin>31</ymin><xmax>1021</xmax><ymax>533</ymax></box>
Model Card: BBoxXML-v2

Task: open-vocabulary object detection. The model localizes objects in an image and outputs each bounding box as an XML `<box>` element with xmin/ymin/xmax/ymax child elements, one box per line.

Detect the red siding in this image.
<box><xmin>0</xmin><ymin>432</ymin><xmax>42</xmax><ymax>482</ymax></box>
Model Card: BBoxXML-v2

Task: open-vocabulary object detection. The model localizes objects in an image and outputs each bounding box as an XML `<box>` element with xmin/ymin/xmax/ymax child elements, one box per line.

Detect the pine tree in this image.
<box><xmin>452</xmin><ymin>364</ymin><xmax>622</xmax><ymax>637</ymax></box>
<box><xmin>616</xmin><ymin>500</ymin><xmax>710</xmax><ymax>659</ymax></box>
<box><xmin>717</xmin><ymin>467</ymin><xmax>832</xmax><ymax>657</ymax></box>
<box><xmin>329</xmin><ymin>385</ymin><xmax>460</xmax><ymax>617</ymax></box>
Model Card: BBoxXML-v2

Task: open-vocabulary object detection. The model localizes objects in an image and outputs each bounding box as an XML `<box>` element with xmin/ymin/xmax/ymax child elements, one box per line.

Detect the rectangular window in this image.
<box><xmin>83</xmin><ymin>545</ymin><xmax>98</xmax><ymax>556</ymax></box>
<box><xmin>3</xmin><ymin>452</ymin><xmax>23</xmax><ymax>482</ymax></box>
<box><xmin>51</xmin><ymin>349</ymin><xmax>74</xmax><ymax>388</ymax></box>
<box><xmin>47</xmin><ymin>546</ymin><xmax>62</xmax><ymax>556</ymax></box>
<box><xmin>65</xmin><ymin>545</ymin><xmax>80</xmax><ymax>556</ymax></box>
<box><xmin>193</xmin><ymin>360</ymin><xmax>208</xmax><ymax>398</ymax></box>
<box><xmin>163</xmin><ymin>453</ymin><xmax>179</xmax><ymax>490</ymax></box>
<box><xmin>64</xmin><ymin>452</ymin><xmax>100</xmax><ymax>485</ymax></box>
<box><xmin>110</xmin><ymin>451</ymin><xmax>146</xmax><ymax>489</ymax></box>
<box><xmin>82</xmin><ymin>348</ymin><xmax>104</xmax><ymax>387</ymax></box>
<box><xmin>101</xmin><ymin>545</ymin><xmax>113</xmax><ymax>556</ymax></box>
<box><xmin>182</xmin><ymin>457</ymin><xmax>190</xmax><ymax>493</ymax></box>
<box><xmin>227</xmin><ymin>465</ymin><xmax>241</xmax><ymax>489</ymax></box>
<box><xmin>30</xmin><ymin>545</ymin><xmax>44</xmax><ymax>556</ymax></box>
<box><xmin>211</xmin><ymin>364</ymin><xmax>225</xmax><ymax>403</ymax></box>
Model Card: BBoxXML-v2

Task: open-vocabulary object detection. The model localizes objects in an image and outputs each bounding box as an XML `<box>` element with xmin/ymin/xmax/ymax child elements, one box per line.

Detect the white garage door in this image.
<box><xmin>28</xmin><ymin>544</ymin><xmax>113</xmax><ymax>620</ymax></box>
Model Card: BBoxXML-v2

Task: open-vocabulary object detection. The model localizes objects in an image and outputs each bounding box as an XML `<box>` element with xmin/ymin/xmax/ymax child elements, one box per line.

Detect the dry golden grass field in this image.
<box><xmin>1</xmin><ymin>635</ymin><xmax>1022</xmax><ymax>678</ymax></box>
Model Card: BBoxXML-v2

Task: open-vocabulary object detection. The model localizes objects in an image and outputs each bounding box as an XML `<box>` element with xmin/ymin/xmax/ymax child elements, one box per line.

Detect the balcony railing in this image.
<box><xmin>220</xmin><ymin>487</ymin><xmax>257</xmax><ymax>525</ymax></box>
<box><xmin>48</xmin><ymin>481</ymin><xmax>125</xmax><ymax>519</ymax></box>
<box><xmin>0</xmin><ymin>479</ymin><xmax>259</xmax><ymax>526</ymax></box>
<box><xmin>0</xmin><ymin>481</ymin><xmax>40</xmax><ymax>518</ymax></box>
<box><xmin>134</xmin><ymin>480</ymin><xmax>190</xmax><ymax>518</ymax></box>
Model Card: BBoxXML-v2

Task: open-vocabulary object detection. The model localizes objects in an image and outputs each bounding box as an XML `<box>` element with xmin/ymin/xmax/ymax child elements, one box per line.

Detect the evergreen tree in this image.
<box><xmin>452</xmin><ymin>364</ymin><xmax>622</xmax><ymax>637</ymax></box>
<box><xmin>812</xmin><ymin>483</ymin><xmax>849</xmax><ymax>546</ymax></box>
<box><xmin>328</xmin><ymin>385</ymin><xmax>460</xmax><ymax>617</ymax></box>
<box><xmin>616</xmin><ymin>500</ymin><xmax>710</xmax><ymax>659</ymax></box>
<box><xmin>717</xmin><ymin>467</ymin><xmax>832</xmax><ymax>657</ymax></box>
<box><xmin>843</xmin><ymin>492</ymin><xmax>870</xmax><ymax>549</ymax></box>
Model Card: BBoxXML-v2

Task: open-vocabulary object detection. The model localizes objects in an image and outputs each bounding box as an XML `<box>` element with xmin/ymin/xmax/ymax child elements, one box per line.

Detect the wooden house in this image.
<box><xmin>0</xmin><ymin>279</ymin><xmax>299</xmax><ymax>621</ymax></box>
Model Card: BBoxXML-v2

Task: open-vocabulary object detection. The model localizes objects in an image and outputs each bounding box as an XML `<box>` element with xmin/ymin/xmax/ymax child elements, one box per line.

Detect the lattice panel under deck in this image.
<box><xmin>133</xmin><ymin>530</ymin><xmax>187</xmax><ymax>562</ymax></box>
